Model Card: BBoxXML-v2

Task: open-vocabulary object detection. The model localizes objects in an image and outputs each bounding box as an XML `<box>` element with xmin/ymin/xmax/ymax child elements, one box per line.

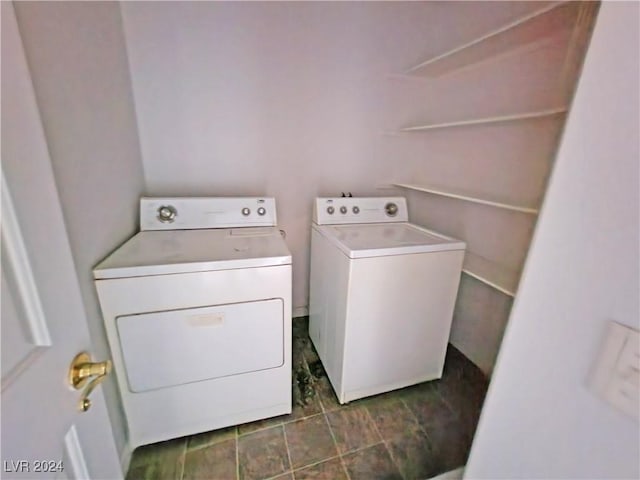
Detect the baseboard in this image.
<box><xmin>428</xmin><ymin>466</ymin><xmax>465</xmax><ymax>479</ymax></box>
<box><xmin>449</xmin><ymin>339</ymin><xmax>491</xmax><ymax>377</ymax></box>
<box><xmin>292</xmin><ymin>306</ymin><xmax>308</xmax><ymax>318</ymax></box>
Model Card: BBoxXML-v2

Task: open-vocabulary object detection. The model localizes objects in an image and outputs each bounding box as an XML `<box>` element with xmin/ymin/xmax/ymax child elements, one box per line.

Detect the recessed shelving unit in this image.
<box><xmin>392</xmin><ymin>183</ymin><xmax>539</xmax><ymax>215</ymax></box>
<box><xmin>404</xmin><ymin>1</ymin><xmax>578</xmax><ymax>77</ymax></box>
<box><xmin>384</xmin><ymin>0</ymin><xmax>597</xmax><ymax>372</ymax></box>
<box><xmin>462</xmin><ymin>252</ymin><xmax>519</xmax><ymax>297</ymax></box>
<box><xmin>398</xmin><ymin>107</ymin><xmax>567</xmax><ymax>133</ymax></box>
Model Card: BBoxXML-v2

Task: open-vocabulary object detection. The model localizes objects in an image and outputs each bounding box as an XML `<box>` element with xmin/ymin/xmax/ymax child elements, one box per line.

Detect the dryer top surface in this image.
<box><xmin>94</xmin><ymin>227</ymin><xmax>291</xmax><ymax>279</ymax></box>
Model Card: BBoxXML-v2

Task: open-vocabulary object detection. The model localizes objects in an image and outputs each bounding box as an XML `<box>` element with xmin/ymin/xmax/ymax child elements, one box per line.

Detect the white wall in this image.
<box><xmin>13</xmin><ymin>1</ymin><xmax>146</xmax><ymax>462</ymax></box>
<box><xmin>466</xmin><ymin>2</ymin><xmax>639</xmax><ymax>478</ymax></box>
<box><xmin>120</xmin><ymin>1</ymin><xmax>553</xmax><ymax>314</ymax></box>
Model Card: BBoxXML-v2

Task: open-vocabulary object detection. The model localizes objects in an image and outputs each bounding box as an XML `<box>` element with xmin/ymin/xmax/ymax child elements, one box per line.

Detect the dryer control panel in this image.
<box><xmin>140</xmin><ymin>197</ymin><xmax>277</xmax><ymax>230</ymax></box>
<box><xmin>313</xmin><ymin>197</ymin><xmax>408</xmax><ymax>225</ymax></box>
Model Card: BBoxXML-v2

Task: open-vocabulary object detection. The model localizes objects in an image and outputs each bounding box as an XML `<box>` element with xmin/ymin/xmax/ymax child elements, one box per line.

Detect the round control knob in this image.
<box><xmin>242</xmin><ymin>207</ymin><xmax>251</xmax><ymax>216</ymax></box>
<box><xmin>157</xmin><ymin>205</ymin><xmax>177</xmax><ymax>223</ymax></box>
<box><xmin>385</xmin><ymin>202</ymin><xmax>399</xmax><ymax>217</ymax></box>
<box><xmin>352</xmin><ymin>206</ymin><xmax>360</xmax><ymax>214</ymax></box>
<box><xmin>257</xmin><ymin>207</ymin><xmax>266</xmax><ymax>216</ymax></box>
<box><xmin>340</xmin><ymin>206</ymin><xmax>348</xmax><ymax>214</ymax></box>
<box><xmin>327</xmin><ymin>206</ymin><xmax>335</xmax><ymax>215</ymax></box>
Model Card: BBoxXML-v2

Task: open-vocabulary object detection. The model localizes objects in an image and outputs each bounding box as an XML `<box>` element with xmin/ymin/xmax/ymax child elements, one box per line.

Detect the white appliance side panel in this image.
<box><xmin>308</xmin><ymin>228</ymin><xmax>350</xmax><ymax>400</ymax></box>
<box><xmin>117</xmin><ymin>299</ymin><xmax>283</xmax><ymax>392</ymax></box>
<box><xmin>308</xmin><ymin>230</ymin><xmax>326</xmax><ymax>356</ymax></box>
<box><xmin>342</xmin><ymin>251</ymin><xmax>464</xmax><ymax>396</ymax></box>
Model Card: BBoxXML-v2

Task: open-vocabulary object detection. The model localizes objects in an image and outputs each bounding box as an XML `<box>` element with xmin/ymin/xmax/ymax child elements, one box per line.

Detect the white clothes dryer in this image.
<box><xmin>94</xmin><ymin>197</ymin><xmax>292</xmax><ymax>448</ymax></box>
<box><xmin>309</xmin><ymin>197</ymin><xmax>465</xmax><ymax>404</ymax></box>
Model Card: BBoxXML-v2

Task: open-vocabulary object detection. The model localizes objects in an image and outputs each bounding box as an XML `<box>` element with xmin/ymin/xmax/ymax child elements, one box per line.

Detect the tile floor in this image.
<box><xmin>126</xmin><ymin>317</ymin><xmax>488</xmax><ymax>480</ymax></box>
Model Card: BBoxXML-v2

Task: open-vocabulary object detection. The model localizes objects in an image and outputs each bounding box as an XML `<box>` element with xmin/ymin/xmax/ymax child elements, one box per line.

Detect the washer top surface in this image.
<box><xmin>94</xmin><ymin>227</ymin><xmax>291</xmax><ymax>279</ymax></box>
<box><xmin>312</xmin><ymin>197</ymin><xmax>465</xmax><ymax>258</ymax></box>
<box><xmin>314</xmin><ymin>222</ymin><xmax>465</xmax><ymax>258</ymax></box>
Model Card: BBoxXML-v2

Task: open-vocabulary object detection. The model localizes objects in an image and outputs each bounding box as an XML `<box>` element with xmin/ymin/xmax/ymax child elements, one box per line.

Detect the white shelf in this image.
<box><xmin>405</xmin><ymin>1</ymin><xmax>577</xmax><ymax>77</ymax></box>
<box><xmin>393</xmin><ymin>183</ymin><xmax>539</xmax><ymax>215</ymax></box>
<box><xmin>388</xmin><ymin>33</ymin><xmax>564</xmax><ymax>83</ymax></box>
<box><xmin>462</xmin><ymin>252</ymin><xmax>520</xmax><ymax>297</ymax></box>
<box><xmin>398</xmin><ymin>108</ymin><xmax>567</xmax><ymax>133</ymax></box>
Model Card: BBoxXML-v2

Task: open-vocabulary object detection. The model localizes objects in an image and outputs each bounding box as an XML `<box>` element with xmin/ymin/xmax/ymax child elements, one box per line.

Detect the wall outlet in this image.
<box><xmin>589</xmin><ymin>321</ymin><xmax>639</xmax><ymax>421</ymax></box>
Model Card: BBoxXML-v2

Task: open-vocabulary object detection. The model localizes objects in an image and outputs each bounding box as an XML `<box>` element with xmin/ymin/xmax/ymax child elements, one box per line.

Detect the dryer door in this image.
<box><xmin>117</xmin><ymin>299</ymin><xmax>284</xmax><ymax>392</ymax></box>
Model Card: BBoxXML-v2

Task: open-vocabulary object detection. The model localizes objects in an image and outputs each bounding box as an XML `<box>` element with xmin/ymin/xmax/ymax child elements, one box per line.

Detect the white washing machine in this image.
<box><xmin>94</xmin><ymin>197</ymin><xmax>292</xmax><ymax>448</ymax></box>
<box><xmin>309</xmin><ymin>197</ymin><xmax>465</xmax><ymax>404</ymax></box>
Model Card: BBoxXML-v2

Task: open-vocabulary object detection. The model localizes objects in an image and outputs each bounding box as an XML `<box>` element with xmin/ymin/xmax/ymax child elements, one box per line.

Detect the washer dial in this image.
<box><xmin>385</xmin><ymin>202</ymin><xmax>399</xmax><ymax>217</ymax></box>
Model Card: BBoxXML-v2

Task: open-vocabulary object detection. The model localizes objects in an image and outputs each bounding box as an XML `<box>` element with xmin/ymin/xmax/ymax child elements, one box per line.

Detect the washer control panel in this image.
<box><xmin>140</xmin><ymin>197</ymin><xmax>277</xmax><ymax>231</ymax></box>
<box><xmin>313</xmin><ymin>197</ymin><xmax>408</xmax><ymax>225</ymax></box>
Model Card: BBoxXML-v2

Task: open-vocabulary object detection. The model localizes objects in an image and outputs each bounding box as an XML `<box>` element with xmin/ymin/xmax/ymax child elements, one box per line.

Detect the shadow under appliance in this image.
<box><xmin>309</xmin><ymin>197</ymin><xmax>465</xmax><ymax>404</ymax></box>
<box><xmin>94</xmin><ymin>197</ymin><xmax>292</xmax><ymax>448</ymax></box>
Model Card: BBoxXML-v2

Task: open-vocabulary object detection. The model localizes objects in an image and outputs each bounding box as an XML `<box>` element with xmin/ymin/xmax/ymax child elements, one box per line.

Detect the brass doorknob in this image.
<box><xmin>68</xmin><ymin>352</ymin><xmax>112</xmax><ymax>412</ymax></box>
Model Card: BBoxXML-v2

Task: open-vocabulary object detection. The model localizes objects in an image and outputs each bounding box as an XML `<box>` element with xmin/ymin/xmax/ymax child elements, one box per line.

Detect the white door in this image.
<box><xmin>1</xmin><ymin>3</ymin><xmax>121</xmax><ymax>479</ymax></box>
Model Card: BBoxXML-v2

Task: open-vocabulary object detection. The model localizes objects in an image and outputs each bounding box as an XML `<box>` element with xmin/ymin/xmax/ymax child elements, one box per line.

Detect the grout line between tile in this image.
<box><xmin>317</xmin><ymin>385</ymin><xmax>328</xmax><ymax>414</ymax></box>
<box><xmin>237</xmin><ymin>422</ymin><xmax>285</xmax><ymax>437</ymax></box>
<box><xmin>401</xmin><ymin>394</ymin><xmax>470</xmax><ymax>478</ymax></box>
<box><xmin>400</xmin><ymin>396</ymin><xmax>431</xmax><ymax>441</ymax></box>
<box><xmin>431</xmin><ymin>382</ymin><xmax>460</xmax><ymax>420</ymax></box>
<box><xmin>281</xmin><ymin>423</ymin><xmax>294</xmax><ymax>478</ymax></box>
<box><xmin>340</xmin><ymin>439</ymin><xmax>387</xmax><ymax>458</ymax></box>
<box><xmin>186</xmin><ymin>427</ymin><xmax>238</xmax><ymax>453</ymax></box>
<box><xmin>317</xmin><ymin>378</ymin><xmax>341</xmax><ymax>415</ymax></box>
<box><xmin>263</xmin><ymin>471</ymin><xmax>294</xmax><ymax>480</ymax></box>
<box><xmin>322</xmin><ymin>412</ymin><xmax>351</xmax><ymax>480</ymax></box>
<box><xmin>235</xmin><ymin>427</ymin><xmax>240</xmax><ymax>480</ymax></box>
<box><xmin>318</xmin><ymin>404</ymin><xmax>327</xmax><ymax>414</ymax></box>
<box><xmin>296</xmin><ymin>417</ymin><xmax>387</xmax><ymax>475</ymax></box>
<box><xmin>289</xmin><ymin>452</ymin><xmax>341</xmax><ymax>474</ymax></box>
<box><xmin>401</xmin><ymin>391</ymin><xmax>457</xmax><ymax>459</ymax></box>
<box><xmin>340</xmin><ymin>440</ymin><xmax>389</xmax><ymax>479</ymax></box>
<box><xmin>289</xmin><ymin>407</ymin><xmax>323</xmax><ymax>426</ymax></box>
<box><xmin>363</xmin><ymin>405</ymin><xmax>405</xmax><ymax>480</ymax></box>
<box><xmin>178</xmin><ymin>439</ymin><xmax>187</xmax><ymax>480</ymax></box>
<box><xmin>316</xmin><ymin>377</ymin><xmax>329</xmax><ymax>415</ymax></box>
<box><xmin>237</xmin><ymin>411</ymin><xmax>325</xmax><ymax>437</ymax></box>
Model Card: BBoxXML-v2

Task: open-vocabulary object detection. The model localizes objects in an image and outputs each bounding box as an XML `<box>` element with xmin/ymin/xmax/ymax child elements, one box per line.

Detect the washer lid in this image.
<box><xmin>314</xmin><ymin>222</ymin><xmax>465</xmax><ymax>259</ymax></box>
<box><xmin>94</xmin><ymin>227</ymin><xmax>291</xmax><ymax>279</ymax></box>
